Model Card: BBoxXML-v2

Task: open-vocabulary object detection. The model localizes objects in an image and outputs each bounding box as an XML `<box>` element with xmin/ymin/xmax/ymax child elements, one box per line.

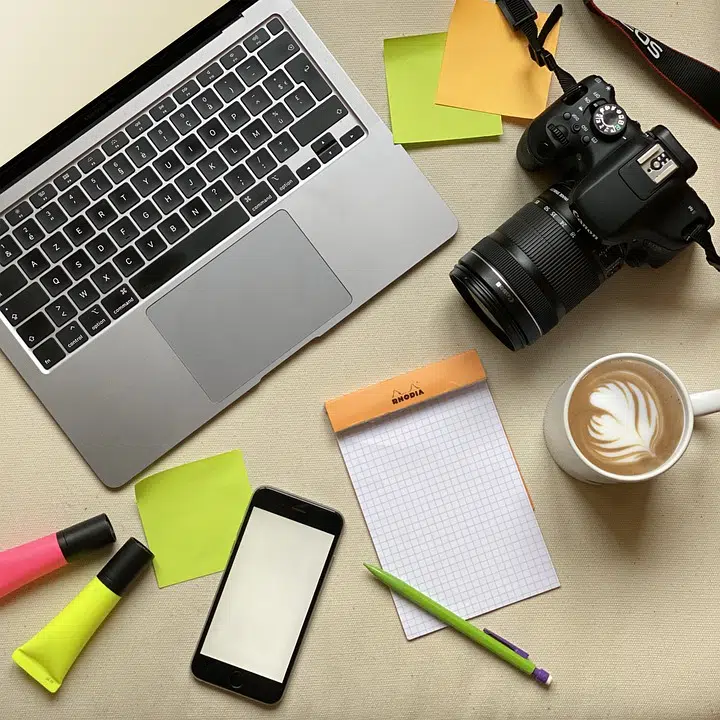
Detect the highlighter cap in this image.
<box><xmin>97</xmin><ymin>538</ymin><xmax>154</xmax><ymax>596</ymax></box>
<box><xmin>57</xmin><ymin>513</ymin><xmax>116</xmax><ymax>561</ymax></box>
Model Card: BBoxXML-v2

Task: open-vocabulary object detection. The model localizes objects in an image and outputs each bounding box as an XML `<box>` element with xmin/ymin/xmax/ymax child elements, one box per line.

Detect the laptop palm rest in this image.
<box><xmin>147</xmin><ymin>210</ymin><xmax>352</xmax><ymax>403</ymax></box>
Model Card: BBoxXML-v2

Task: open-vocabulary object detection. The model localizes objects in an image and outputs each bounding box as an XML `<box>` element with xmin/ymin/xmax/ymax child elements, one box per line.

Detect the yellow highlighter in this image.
<box><xmin>12</xmin><ymin>538</ymin><xmax>153</xmax><ymax>693</ymax></box>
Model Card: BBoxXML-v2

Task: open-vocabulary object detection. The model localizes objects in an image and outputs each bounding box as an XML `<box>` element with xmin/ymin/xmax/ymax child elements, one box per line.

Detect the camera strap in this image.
<box><xmin>584</xmin><ymin>1</ymin><xmax>720</xmax><ymax>129</ymax></box>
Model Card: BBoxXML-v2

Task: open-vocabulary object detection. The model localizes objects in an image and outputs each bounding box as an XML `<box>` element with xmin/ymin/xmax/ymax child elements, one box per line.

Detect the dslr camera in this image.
<box><xmin>451</xmin><ymin>75</ymin><xmax>716</xmax><ymax>350</ymax></box>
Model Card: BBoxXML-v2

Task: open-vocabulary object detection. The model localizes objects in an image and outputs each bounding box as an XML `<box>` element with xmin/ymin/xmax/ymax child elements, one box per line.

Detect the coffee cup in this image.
<box><xmin>544</xmin><ymin>353</ymin><xmax>720</xmax><ymax>484</ymax></box>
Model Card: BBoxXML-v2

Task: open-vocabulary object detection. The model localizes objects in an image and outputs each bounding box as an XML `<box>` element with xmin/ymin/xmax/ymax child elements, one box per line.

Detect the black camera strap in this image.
<box><xmin>583</xmin><ymin>2</ymin><xmax>720</xmax><ymax>128</ymax></box>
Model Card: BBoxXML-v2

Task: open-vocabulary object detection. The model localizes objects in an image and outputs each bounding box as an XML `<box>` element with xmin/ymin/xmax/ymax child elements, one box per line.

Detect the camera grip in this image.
<box><xmin>516</xmin><ymin>126</ymin><xmax>544</xmax><ymax>171</ymax></box>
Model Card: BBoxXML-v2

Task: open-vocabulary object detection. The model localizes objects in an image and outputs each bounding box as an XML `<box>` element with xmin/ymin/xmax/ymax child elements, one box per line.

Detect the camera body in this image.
<box><xmin>518</xmin><ymin>75</ymin><xmax>713</xmax><ymax>269</ymax></box>
<box><xmin>451</xmin><ymin>75</ymin><xmax>716</xmax><ymax>351</ymax></box>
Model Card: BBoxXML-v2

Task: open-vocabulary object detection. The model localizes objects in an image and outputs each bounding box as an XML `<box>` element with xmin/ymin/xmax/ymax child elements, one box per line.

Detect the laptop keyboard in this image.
<box><xmin>0</xmin><ymin>16</ymin><xmax>364</xmax><ymax>371</ymax></box>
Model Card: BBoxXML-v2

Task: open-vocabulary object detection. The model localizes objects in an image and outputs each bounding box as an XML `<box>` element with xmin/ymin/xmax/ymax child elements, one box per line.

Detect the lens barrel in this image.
<box><xmin>451</xmin><ymin>186</ymin><xmax>611</xmax><ymax>350</ymax></box>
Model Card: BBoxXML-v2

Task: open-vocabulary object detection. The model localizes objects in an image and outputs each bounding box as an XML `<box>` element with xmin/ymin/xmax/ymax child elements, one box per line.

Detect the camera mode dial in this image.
<box><xmin>592</xmin><ymin>103</ymin><xmax>627</xmax><ymax>137</ymax></box>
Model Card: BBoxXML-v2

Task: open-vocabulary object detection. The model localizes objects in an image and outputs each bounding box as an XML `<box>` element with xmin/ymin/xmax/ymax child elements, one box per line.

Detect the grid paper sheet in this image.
<box><xmin>337</xmin><ymin>381</ymin><xmax>559</xmax><ymax>639</ymax></box>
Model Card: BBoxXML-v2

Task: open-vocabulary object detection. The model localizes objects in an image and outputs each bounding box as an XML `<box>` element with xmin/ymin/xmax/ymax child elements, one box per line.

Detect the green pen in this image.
<box><xmin>364</xmin><ymin>563</ymin><xmax>552</xmax><ymax>686</ymax></box>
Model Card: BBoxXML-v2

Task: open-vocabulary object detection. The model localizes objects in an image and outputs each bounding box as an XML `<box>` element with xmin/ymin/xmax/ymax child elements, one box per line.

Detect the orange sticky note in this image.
<box><xmin>437</xmin><ymin>0</ymin><xmax>561</xmax><ymax>120</ymax></box>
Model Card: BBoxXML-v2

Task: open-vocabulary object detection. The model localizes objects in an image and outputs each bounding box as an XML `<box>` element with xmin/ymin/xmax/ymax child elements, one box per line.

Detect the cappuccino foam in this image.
<box><xmin>568</xmin><ymin>358</ymin><xmax>686</xmax><ymax>476</ymax></box>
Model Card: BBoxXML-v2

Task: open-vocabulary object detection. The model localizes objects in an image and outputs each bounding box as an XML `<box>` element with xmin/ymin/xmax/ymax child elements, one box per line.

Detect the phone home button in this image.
<box><xmin>230</xmin><ymin>671</ymin><xmax>244</xmax><ymax>690</ymax></box>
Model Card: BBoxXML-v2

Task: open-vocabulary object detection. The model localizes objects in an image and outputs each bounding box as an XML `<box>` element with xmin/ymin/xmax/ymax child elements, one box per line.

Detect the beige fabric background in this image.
<box><xmin>1</xmin><ymin>1</ymin><xmax>719</xmax><ymax>718</ymax></box>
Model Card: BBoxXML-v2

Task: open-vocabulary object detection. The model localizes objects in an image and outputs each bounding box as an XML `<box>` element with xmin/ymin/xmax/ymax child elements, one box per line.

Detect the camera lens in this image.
<box><xmin>450</xmin><ymin>184</ymin><xmax>620</xmax><ymax>350</ymax></box>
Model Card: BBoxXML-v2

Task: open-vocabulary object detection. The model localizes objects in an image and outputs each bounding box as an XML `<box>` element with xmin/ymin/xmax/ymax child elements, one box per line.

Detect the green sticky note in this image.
<box><xmin>383</xmin><ymin>33</ymin><xmax>502</xmax><ymax>145</ymax></box>
<box><xmin>135</xmin><ymin>451</ymin><xmax>252</xmax><ymax>588</ymax></box>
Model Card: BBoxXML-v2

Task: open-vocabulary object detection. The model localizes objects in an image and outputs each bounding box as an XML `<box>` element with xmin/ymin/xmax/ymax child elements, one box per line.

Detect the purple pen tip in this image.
<box><xmin>532</xmin><ymin>668</ymin><xmax>552</xmax><ymax>686</ymax></box>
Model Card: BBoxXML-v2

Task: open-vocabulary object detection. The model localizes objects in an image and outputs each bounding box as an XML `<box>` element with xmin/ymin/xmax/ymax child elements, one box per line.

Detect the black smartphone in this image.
<box><xmin>191</xmin><ymin>487</ymin><xmax>343</xmax><ymax>704</ymax></box>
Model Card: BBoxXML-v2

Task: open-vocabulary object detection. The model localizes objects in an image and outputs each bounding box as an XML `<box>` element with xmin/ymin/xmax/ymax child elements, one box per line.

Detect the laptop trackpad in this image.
<box><xmin>147</xmin><ymin>211</ymin><xmax>352</xmax><ymax>402</ymax></box>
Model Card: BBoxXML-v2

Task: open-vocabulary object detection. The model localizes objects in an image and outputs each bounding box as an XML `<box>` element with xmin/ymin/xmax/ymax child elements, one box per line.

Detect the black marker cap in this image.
<box><xmin>97</xmin><ymin>538</ymin><xmax>154</xmax><ymax>596</ymax></box>
<box><xmin>56</xmin><ymin>514</ymin><xmax>116</xmax><ymax>562</ymax></box>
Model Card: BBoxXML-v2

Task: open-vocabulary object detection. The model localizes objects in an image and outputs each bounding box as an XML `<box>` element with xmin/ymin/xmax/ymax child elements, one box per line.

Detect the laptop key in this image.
<box><xmin>197</xmin><ymin>62</ymin><xmax>223</xmax><ymax>88</ymax></box>
<box><xmin>173</xmin><ymin>79</ymin><xmax>200</xmax><ymax>104</ymax></box>
<box><xmin>241</xmin><ymin>119</ymin><xmax>271</xmax><ymax>149</ymax></box>
<box><xmin>290</xmin><ymin>95</ymin><xmax>348</xmax><ymax>146</ymax></box>
<box><xmin>192</xmin><ymin>90</ymin><xmax>223</xmax><ymax>120</ymax></box>
<box><xmin>267</xmin><ymin>17</ymin><xmax>284</xmax><ymax>35</ymax></box>
<box><xmin>131</xmin><ymin>167</ymin><xmax>163</xmax><ymax>197</ymax></box>
<box><xmin>237</xmin><ymin>57</ymin><xmax>267</xmax><ymax>86</ymax></box>
<box><xmin>17</xmin><ymin>311</ymin><xmax>53</xmax><ymax>348</ymax></box>
<box><xmin>6</xmin><ymin>201</ymin><xmax>33</xmax><ymax>226</ymax></box>
<box><xmin>104</xmin><ymin>153</ymin><xmax>134</xmax><ymax>184</ymax></box>
<box><xmin>46</xmin><ymin>295</ymin><xmax>77</xmax><ymax>326</ymax></box>
<box><xmin>86</xmin><ymin>234</ymin><xmax>117</xmax><ymax>263</ymax></box>
<box><xmin>79</xmin><ymin>304</ymin><xmax>111</xmax><ymax>336</ymax></box>
<box><xmin>219</xmin><ymin>102</ymin><xmax>251</xmax><ymax>132</ymax></box>
<box><xmin>1</xmin><ymin>283</ymin><xmax>49</xmax><ymax>325</ymax></box>
<box><xmin>64</xmin><ymin>216</ymin><xmax>95</xmax><ymax>246</ymax></box>
<box><xmin>264</xmin><ymin>69</ymin><xmax>294</xmax><ymax>99</ymax></box>
<box><xmin>158</xmin><ymin>214</ymin><xmax>189</xmax><ymax>244</ymax></box>
<box><xmin>127</xmin><ymin>138</ymin><xmax>158</xmax><ymax>168</ymax></box>
<box><xmin>268</xmin><ymin>132</ymin><xmax>299</xmax><ymax>162</ymax></box>
<box><xmin>220</xmin><ymin>45</ymin><xmax>246</xmax><ymax>70</ymax></box>
<box><xmin>177</xmin><ymin>134</ymin><xmax>207</xmax><ymax>164</ymax></box>
<box><xmin>0</xmin><ymin>236</ymin><xmax>22</xmax><ymax>266</ymax></box>
<box><xmin>147</xmin><ymin>121</ymin><xmax>179</xmax><ymax>152</ymax></box>
<box><xmin>34</xmin><ymin>337</ymin><xmax>65</xmax><ymax>369</ymax></box>
<box><xmin>108</xmin><ymin>219</ymin><xmax>139</xmax><ymax>250</ymax></box>
<box><xmin>36</xmin><ymin>202</ymin><xmax>68</xmax><ymax>233</ymax></box>
<box><xmin>86</xmin><ymin>199</ymin><xmax>118</xmax><ymax>231</ymax></box>
<box><xmin>40</xmin><ymin>267</ymin><xmax>72</xmax><ymax>297</ymax></box>
<box><xmin>241</xmin><ymin>86</ymin><xmax>272</xmax><ymax>116</ymax></box>
<box><xmin>91</xmin><ymin>263</ymin><xmax>122</xmax><ymax>294</ymax></box>
<box><xmin>180</xmin><ymin>197</ymin><xmax>211</xmax><ymax>228</ymax></box>
<box><xmin>63</xmin><ymin>249</ymin><xmax>95</xmax><ymax>280</ymax></box>
<box><xmin>68</xmin><ymin>279</ymin><xmax>100</xmax><ymax>311</ymax></box>
<box><xmin>219</xmin><ymin>135</ymin><xmax>250</xmax><ymax>166</ymax></box>
<box><xmin>81</xmin><ymin>169</ymin><xmax>112</xmax><ymax>200</ymax></box>
<box><xmin>202</xmin><ymin>180</ymin><xmax>233</xmax><ymax>211</ymax></box>
<box><xmin>286</xmin><ymin>54</ymin><xmax>332</xmax><ymax>101</ymax></box>
<box><xmin>102</xmin><ymin>284</ymin><xmax>138</xmax><ymax>320</ymax></box>
<box><xmin>54</xmin><ymin>167</ymin><xmax>81</xmax><ymax>192</ymax></box>
<box><xmin>267</xmin><ymin>165</ymin><xmax>298</xmax><ymax>196</ymax></box>
<box><xmin>319</xmin><ymin>141</ymin><xmax>342</xmax><ymax>164</ymax></box>
<box><xmin>239</xmin><ymin>181</ymin><xmax>276</xmax><ymax>216</ymax></box>
<box><xmin>131</xmin><ymin>201</ymin><xmax>162</xmax><ymax>231</ymax></box>
<box><xmin>311</xmin><ymin>133</ymin><xmax>336</xmax><ymax>156</ymax></box>
<box><xmin>30</xmin><ymin>184</ymin><xmax>57</xmax><ymax>209</ymax></box>
<box><xmin>340</xmin><ymin>125</ymin><xmax>364</xmax><ymax>147</ymax></box>
<box><xmin>176</xmin><ymin>168</ymin><xmax>206</xmax><ymax>198</ymax></box>
<box><xmin>198</xmin><ymin>118</ymin><xmax>229</xmax><ymax>148</ymax></box>
<box><xmin>247</xmin><ymin>149</ymin><xmax>277</xmax><ymax>179</ymax></box>
<box><xmin>59</xmin><ymin>187</ymin><xmax>90</xmax><ymax>217</ymax></box>
<box><xmin>243</xmin><ymin>28</ymin><xmax>270</xmax><ymax>52</ymax></box>
<box><xmin>286</xmin><ymin>87</ymin><xmax>316</xmax><ymax>117</ymax></box>
<box><xmin>40</xmin><ymin>233</ymin><xmax>72</xmax><ymax>263</ymax></box>
<box><xmin>224</xmin><ymin>165</ymin><xmax>255</xmax><ymax>194</ymax></box>
<box><xmin>214</xmin><ymin>73</ymin><xmax>244</xmax><ymax>103</ymax></box>
<box><xmin>127</xmin><ymin>114</ymin><xmax>153</xmax><ymax>139</ymax></box>
<box><xmin>130</xmin><ymin>202</ymin><xmax>249</xmax><ymax>299</ymax></box>
<box><xmin>0</xmin><ymin>218</ymin><xmax>8</xmax><ymax>235</ymax></box>
<box><xmin>102</xmin><ymin>131</ymin><xmax>129</xmax><ymax>157</ymax></box>
<box><xmin>56</xmin><ymin>321</ymin><xmax>88</xmax><ymax>354</ymax></box>
<box><xmin>18</xmin><ymin>249</ymin><xmax>50</xmax><ymax>280</ymax></box>
<box><xmin>150</xmin><ymin>97</ymin><xmax>177</xmax><ymax>121</ymax></box>
<box><xmin>263</xmin><ymin>104</ymin><xmax>293</xmax><ymax>133</ymax></box>
<box><xmin>297</xmin><ymin>157</ymin><xmax>320</xmax><ymax>180</ymax></box>
<box><xmin>78</xmin><ymin>149</ymin><xmax>105</xmax><ymax>174</ymax></box>
<box><xmin>136</xmin><ymin>230</ymin><xmax>167</xmax><ymax>261</ymax></box>
<box><xmin>258</xmin><ymin>32</ymin><xmax>299</xmax><ymax>70</ymax></box>
<box><xmin>14</xmin><ymin>218</ymin><xmax>45</xmax><ymax>249</ymax></box>
<box><xmin>109</xmin><ymin>183</ymin><xmax>140</xmax><ymax>213</ymax></box>
<box><xmin>197</xmin><ymin>152</ymin><xmax>228</xmax><ymax>183</ymax></box>
<box><xmin>154</xmin><ymin>149</ymin><xmax>184</xmax><ymax>181</ymax></box>
<box><xmin>153</xmin><ymin>185</ymin><xmax>184</xmax><ymax>215</ymax></box>
<box><xmin>114</xmin><ymin>247</ymin><xmax>145</xmax><ymax>277</ymax></box>
<box><xmin>0</xmin><ymin>265</ymin><xmax>27</xmax><ymax>301</ymax></box>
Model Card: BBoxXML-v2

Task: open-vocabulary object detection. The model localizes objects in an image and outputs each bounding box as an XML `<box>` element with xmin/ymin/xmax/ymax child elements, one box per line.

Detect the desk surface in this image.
<box><xmin>1</xmin><ymin>1</ymin><xmax>719</xmax><ymax>718</ymax></box>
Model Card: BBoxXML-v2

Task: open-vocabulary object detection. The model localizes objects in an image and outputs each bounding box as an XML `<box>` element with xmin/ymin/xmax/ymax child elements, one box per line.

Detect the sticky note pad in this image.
<box><xmin>437</xmin><ymin>0</ymin><xmax>561</xmax><ymax>120</ymax></box>
<box><xmin>135</xmin><ymin>451</ymin><xmax>252</xmax><ymax>588</ymax></box>
<box><xmin>384</xmin><ymin>33</ymin><xmax>502</xmax><ymax>145</ymax></box>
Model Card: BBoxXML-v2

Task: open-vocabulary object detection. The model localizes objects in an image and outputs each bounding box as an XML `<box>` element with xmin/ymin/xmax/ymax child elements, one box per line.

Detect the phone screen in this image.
<box><xmin>199</xmin><ymin>505</ymin><xmax>336</xmax><ymax>684</ymax></box>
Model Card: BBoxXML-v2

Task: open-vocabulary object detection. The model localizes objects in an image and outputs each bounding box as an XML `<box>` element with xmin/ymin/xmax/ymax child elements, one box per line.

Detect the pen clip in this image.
<box><xmin>483</xmin><ymin>628</ymin><xmax>530</xmax><ymax>659</ymax></box>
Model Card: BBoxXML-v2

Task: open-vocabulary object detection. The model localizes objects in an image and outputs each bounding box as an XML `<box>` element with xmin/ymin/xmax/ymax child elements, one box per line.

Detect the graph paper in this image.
<box><xmin>336</xmin><ymin>380</ymin><xmax>559</xmax><ymax>639</ymax></box>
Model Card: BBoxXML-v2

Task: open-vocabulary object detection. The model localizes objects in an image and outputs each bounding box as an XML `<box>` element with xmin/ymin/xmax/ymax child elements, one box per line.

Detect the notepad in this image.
<box><xmin>326</xmin><ymin>352</ymin><xmax>559</xmax><ymax>639</ymax></box>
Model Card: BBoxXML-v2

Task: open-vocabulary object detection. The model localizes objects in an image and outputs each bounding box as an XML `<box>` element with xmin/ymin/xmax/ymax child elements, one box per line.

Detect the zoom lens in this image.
<box><xmin>450</xmin><ymin>185</ymin><xmax>623</xmax><ymax>350</ymax></box>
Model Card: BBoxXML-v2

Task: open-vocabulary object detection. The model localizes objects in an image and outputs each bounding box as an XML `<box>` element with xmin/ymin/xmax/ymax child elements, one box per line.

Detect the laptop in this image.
<box><xmin>0</xmin><ymin>0</ymin><xmax>457</xmax><ymax>488</ymax></box>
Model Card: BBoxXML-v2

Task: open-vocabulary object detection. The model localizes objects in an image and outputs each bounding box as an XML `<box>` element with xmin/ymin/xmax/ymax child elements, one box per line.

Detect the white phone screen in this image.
<box><xmin>201</xmin><ymin>507</ymin><xmax>335</xmax><ymax>682</ymax></box>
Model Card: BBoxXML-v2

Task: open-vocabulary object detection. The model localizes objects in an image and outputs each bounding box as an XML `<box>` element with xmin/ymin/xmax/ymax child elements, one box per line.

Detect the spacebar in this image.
<box><xmin>130</xmin><ymin>203</ymin><xmax>249</xmax><ymax>299</ymax></box>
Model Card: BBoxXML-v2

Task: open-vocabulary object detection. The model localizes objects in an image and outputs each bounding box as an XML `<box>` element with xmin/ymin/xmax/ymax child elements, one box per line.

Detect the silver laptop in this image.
<box><xmin>0</xmin><ymin>0</ymin><xmax>457</xmax><ymax>487</ymax></box>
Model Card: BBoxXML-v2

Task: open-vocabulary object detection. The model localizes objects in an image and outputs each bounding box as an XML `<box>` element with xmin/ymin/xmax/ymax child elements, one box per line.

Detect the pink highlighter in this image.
<box><xmin>0</xmin><ymin>514</ymin><xmax>115</xmax><ymax>600</ymax></box>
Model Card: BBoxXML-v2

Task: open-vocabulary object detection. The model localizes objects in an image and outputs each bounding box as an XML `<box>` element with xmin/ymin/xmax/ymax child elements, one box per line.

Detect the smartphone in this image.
<box><xmin>191</xmin><ymin>487</ymin><xmax>343</xmax><ymax>704</ymax></box>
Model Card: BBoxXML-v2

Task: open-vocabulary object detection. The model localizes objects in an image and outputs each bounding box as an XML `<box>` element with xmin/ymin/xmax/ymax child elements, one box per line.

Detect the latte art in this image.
<box><xmin>568</xmin><ymin>358</ymin><xmax>686</xmax><ymax>476</ymax></box>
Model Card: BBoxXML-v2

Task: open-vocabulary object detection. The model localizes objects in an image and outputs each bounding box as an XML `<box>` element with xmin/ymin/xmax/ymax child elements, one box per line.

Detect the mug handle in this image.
<box><xmin>691</xmin><ymin>391</ymin><xmax>720</xmax><ymax>417</ymax></box>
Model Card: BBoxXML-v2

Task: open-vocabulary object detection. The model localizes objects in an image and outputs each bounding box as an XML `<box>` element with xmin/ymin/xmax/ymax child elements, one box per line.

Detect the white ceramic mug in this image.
<box><xmin>544</xmin><ymin>353</ymin><xmax>720</xmax><ymax>484</ymax></box>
